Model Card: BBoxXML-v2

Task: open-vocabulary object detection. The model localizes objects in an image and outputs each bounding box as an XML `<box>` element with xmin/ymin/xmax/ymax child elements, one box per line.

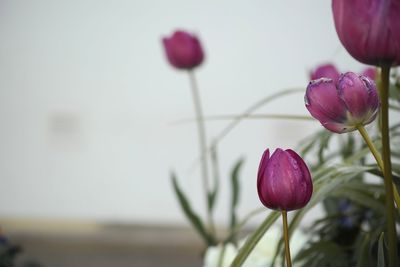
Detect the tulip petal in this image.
<box><xmin>361</xmin><ymin>75</ymin><xmax>380</xmax><ymax>113</ymax></box>
<box><xmin>286</xmin><ymin>149</ymin><xmax>313</xmax><ymax>210</ymax></box>
<box><xmin>332</xmin><ymin>0</ymin><xmax>400</xmax><ymax>66</ymax></box>
<box><xmin>305</xmin><ymin>78</ymin><xmax>347</xmax><ymax>123</ymax></box>
<box><xmin>338</xmin><ymin>72</ymin><xmax>371</xmax><ymax>120</ymax></box>
<box><xmin>257</xmin><ymin>149</ymin><xmax>270</xmax><ymax>190</ymax></box>
<box><xmin>264</xmin><ymin>149</ymin><xmax>297</xmax><ymax>210</ymax></box>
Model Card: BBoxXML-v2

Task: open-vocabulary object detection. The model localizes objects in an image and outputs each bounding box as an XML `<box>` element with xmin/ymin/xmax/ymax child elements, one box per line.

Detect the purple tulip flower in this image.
<box><xmin>162</xmin><ymin>30</ymin><xmax>204</xmax><ymax>70</ymax></box>
<box><xmin>257</xmin><ymin>148</ymin><xmax>313</xmax><ymax>211</ymax></box>
<box><xmin>305</xmin><ymin>72</ymin><xmax>380</xmax><ymax>133</ymax></box>
<box><xmin>332</xmin><ymin>0</ymin><xmax>400</xmax><ymax>66</ymax></box>
<box><xmin>310</xmin><ymin>63</ymin><xmax>341</xmax><ymax>83</ymax></box>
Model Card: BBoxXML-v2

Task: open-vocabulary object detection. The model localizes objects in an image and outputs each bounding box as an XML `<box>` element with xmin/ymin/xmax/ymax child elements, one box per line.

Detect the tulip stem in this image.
<box><xmin>188</xmin><ymin>70</ymin><xmax>215</xmax><ymax>238</ymax></box>
<box><xmin>281</xmin><ymin>211</ymin><xmax>292</xmax><ymax>267</ymax></box>
<box><xmin>379</xmin><ymin>65</ymin><xmax>398</xmax><ymax>267</ymax></box>
<box><xmin>356</xmin><ymin>125</ymin><xmax>400</xmax><ymax>209</ymax></box>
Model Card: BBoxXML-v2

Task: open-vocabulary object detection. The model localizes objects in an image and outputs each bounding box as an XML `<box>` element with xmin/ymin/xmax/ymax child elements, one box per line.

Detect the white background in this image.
<box><xmin>0</xmin><ymin>0</ymin><xmax>368</xmax><ymax>226</ymax></box>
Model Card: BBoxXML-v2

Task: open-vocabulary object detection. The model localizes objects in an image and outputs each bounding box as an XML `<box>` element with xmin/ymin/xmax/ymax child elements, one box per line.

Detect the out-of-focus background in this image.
<box><xmin>0</xmin><ymin>0</ymin><xmax>368</xmax><ymax>266</ymax></box>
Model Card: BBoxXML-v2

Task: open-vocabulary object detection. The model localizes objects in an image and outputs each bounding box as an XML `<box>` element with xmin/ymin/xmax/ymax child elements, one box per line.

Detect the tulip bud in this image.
<box><xmin>332</xmin><ymin>0</ymin><xmax>400</xmax><ymax>66</ymax></box>
<box><xmin>310</xmin><ymin>63</ymin><xmax>340</xmax><ymax>83</ymax></box>
<box><xmin>305</xmin><ymin>72</ymin><xmax>380</xmax><ymax>133</ymax></box>
<box><xmin>257</xmin><ymin>148</ymin><xmax>313</xmax><ymax>211</ymax></box>
<box><xmin>162</xmin><ymin>30</ymin><xmax>204</xmax><ymax>70</ymax></box>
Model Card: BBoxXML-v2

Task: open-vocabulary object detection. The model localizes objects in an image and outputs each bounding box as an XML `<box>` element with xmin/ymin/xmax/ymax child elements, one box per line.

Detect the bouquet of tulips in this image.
<box><xmin>162</xmin><ymin>1</ymin><xmax>400</xmax><ymax>267</ymax></box>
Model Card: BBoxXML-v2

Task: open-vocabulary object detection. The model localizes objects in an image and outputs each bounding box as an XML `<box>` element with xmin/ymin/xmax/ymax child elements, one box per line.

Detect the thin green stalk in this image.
<box><xmin>282</xmin><ymin>211</ymin><xmax>292</xmax><ymax>267</ymax></box>
<box><xmin>357</xmin><ymin>125</ymin><xmax>400</xmax><ymax>208</ymax></box>
<box><xmin>188</xmin><ymin>70</ymin><xmax>215</xmax><ymax>236</ymax></box>
<box><xmin>357</xmin><ymin>125</ymin><xmax>384</xmax><ymax>168</ymax></box>
<box><xmin>379</xmin><ymin>65</ymin><xmax>398</xmax><ymax>267</ymax></box>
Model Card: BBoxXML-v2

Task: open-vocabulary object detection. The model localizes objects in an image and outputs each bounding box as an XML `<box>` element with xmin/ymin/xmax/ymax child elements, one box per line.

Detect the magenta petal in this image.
<box><xmin>257</xmin><ymin>149</ymin><xmax>270</xmax><ymax>189</ymax></box>
<box><xmin>332</xmin><ymin>0</ymin><xmax>400</xmax><ymax>66</ymax></box>
<box><xmin>286</xmin><ymin>149</ymin><xmax>313</xmax><ymax>210</ymax></box>
<box><xmin>257</xmin><ymin>148</ymin><xmax>313</xmax><ymax>211</ymax></box>
<box><xmin>161</xmin><ymin>30</ymin><xmax>204</xmax><ymax>69</ymax></box>
<box><xmin>305</xmin><ymin>78</ymin><xmax>347</xmax><ymax>123</ymax></box>
<box><xmin>338</xmin><ymin>72</ymin><xmax>371</xmax><ymax>119</ymax></box>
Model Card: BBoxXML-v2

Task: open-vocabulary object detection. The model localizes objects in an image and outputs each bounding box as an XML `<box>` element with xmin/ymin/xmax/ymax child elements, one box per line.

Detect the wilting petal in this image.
<box><xmin>338</xmin><ymin>72</ymin><xmax>371</xmax><ymax>119</ymax></box>
<box><xmin>305</xmin><ymin>78</ymin><xmax>347</xmax><ymax>123</ymax></box>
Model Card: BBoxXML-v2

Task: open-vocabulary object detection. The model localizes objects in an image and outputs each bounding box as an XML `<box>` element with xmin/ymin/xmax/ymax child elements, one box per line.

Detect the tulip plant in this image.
<box><xmin>163</xmin><ymin>1</ymin><xmax>400</xmax><ymax>267</ymax></box>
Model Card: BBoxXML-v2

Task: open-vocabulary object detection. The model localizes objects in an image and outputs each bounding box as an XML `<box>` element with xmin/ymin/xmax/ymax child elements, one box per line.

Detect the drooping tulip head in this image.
<box><xmin>257</xmin><ymin>148</ymin><xmax>313</xmax><ymax>211</ymax></box>
<box><xmin>162</xmin><ymin>30</ymin><xmax>204</xmax><ymax>70</ymax></box>
<box><xmin>332</xmin><ymin>0</ymin><xmax>400</xmax><ymax>66</ymax></box>
<box><xmin>310</xmin><ymin>63</ymin><xmax>341</xmax><ymax>83</ymax></box>
<box><xmin>305</xmin><ymin>72</ymin><xmax>380</xmax><ymax>133</ymax></box>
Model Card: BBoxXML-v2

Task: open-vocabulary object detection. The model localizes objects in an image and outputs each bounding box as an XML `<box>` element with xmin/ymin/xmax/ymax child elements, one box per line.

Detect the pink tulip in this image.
<box><xmin>257</xmin><ymin>148</ymin><xmax>313</xmax><ymax>211</ymax></box>
<box><xmin>305</xmin><ymin>72</ymin><xmax>379</xmax><ymax>133</ymax></box>
<box><xmin>162</xmin><ymin>30</ymin><xmax>204</xmax><ymax>70</ymax></box>
<box><xmin>332</xmin><ymin>0</ymin><xmax>400</xmax><ymax>66</ymax></box>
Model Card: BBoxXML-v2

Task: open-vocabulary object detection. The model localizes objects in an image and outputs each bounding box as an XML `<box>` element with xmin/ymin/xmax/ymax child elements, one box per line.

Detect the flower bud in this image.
<box><xmin>305</xmin><ymin>72</ymin><xmax>379</xmax><ymax>133</ymax></box>
<box><xmin>310</xmin><ymin>63</ymin><xmax>340</xmax><ymax>83</ymax></box>
<box><xmin>332</xmin><ymin>0</ymin><xmax>400</xmax><ymax>66</ymax></box>
<box><xmin>257</xmin><ymin>148</ymin><xmax>313</xmax><ymax>211</ymax></box>
<box><xmin>162</xmin><ymin>30</ymin><xmax>204</xmax><ymax>70</ymax></box>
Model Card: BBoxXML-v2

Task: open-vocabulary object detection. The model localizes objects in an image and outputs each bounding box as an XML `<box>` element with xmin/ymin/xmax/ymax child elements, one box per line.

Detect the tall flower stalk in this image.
<box><xmin>257</xmin><ymin>148</ymin><xmax>313</xmax><ymax>267</ymax></box>
<box><xmin>162</xmin><ymin>30</ymin><xmax>216</xmax><ymax>240</ymax></box>
<box><xmin>378</xmin><ymin>66</ymin><xmax>397</xmax><ymax>267</ymax></box>
<box><xmin>188</xmin><ymin>70</ymin><xmax>215</xmax><ymax>235</ymax></box>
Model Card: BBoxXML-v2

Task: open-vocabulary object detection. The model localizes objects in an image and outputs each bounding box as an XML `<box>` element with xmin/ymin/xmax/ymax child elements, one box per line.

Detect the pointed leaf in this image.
<box><xmin>208</xmin><ymin>144</ymin><xmax>220</xmax><ymax>212</ymax></box>
<box><xmin>377</xmin><ymin>233</ymin><xmax>386</xmax><ymax>267</ymax></box>
<box><xmin>230</xmin><ymin>158</ymin><xmax>244</xmax><ymax>233</ymax></box>
<box><xmin>170</xmin><ymin>172</ymin><xmax>216</xmax><ymax>245</ymax></box>
<box><xmin>229</xmin><ymin>211</ymin><xmax>280</xmax><ymax>267</ymax></box>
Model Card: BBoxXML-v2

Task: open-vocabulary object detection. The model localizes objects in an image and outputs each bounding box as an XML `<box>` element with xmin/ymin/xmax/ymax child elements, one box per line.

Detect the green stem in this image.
<box><xmin>357</xmin><ymin>125</ymin><xmax>400</xmax><ymax>208</ymax></box>
<box><xmin>188</xmin><ymin>70</ymin><xmax>215</xmax><ymax>237</ymax></box>
<box><xmin>282</xmin><ymin>211</ymin><xmax>292</xmax><ymax>267</ymax></box>
<box><xmin>357</xmin><ymin>125</ymin><xmax>384</xmax><ymax>169</ymax></box>
<box><xmin>379</xmin><ymin>65</ymin><xmax>398</xmax><ymax>267</ymax></box>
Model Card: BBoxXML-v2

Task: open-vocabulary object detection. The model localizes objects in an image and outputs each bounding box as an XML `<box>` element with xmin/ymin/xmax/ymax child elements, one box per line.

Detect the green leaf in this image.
<box><xmin>270</xmin><ymin>164</ymin><xmax>375</xmax><ymax>267</ymax></box>
<box><xmin>377</xmin><ymin>233</ymin><xmax>386</xmax><ymax>267</ymax></box>
<box><xmin>213</xmin><ymin>88</ymin><xmax>304</xmax><ymax>145</ymax></box>
<box><xmin>230</xmin><ymin>158</ymin><xmax>244</xmax><ymax>234</ymax></box>
<box><xmin>294</xmin><ymin>241</ymin><xmax>347</xmax><ymax>266</ymax></box>
<box><xmin>170</xmin><ymin>172</ymin><xmax>216</xmax><ymax>246</ymax></box>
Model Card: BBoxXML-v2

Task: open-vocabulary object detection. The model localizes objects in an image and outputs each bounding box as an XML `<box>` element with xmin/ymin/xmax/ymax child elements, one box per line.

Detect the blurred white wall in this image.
<box><xmin>0</xmin><ymin>0</ymin><xmax>368</xmax><ymax>225</ymax></box>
